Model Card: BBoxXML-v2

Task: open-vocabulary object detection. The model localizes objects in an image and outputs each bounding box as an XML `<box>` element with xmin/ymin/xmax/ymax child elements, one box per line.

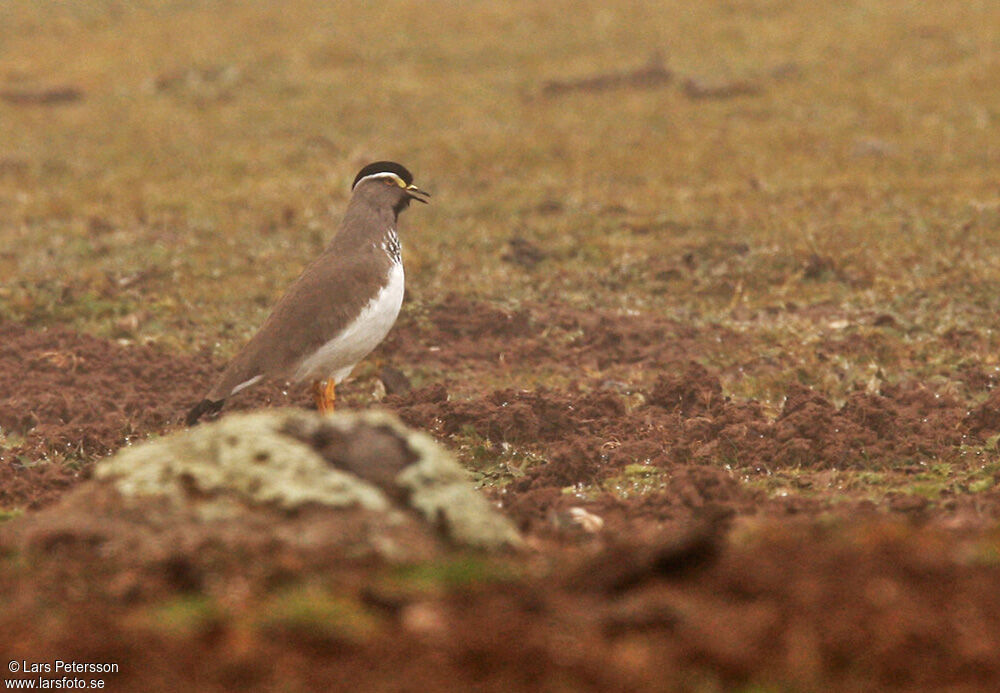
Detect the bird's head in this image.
<box><xmin>351</xmin><ymin>161</ymin><xmax>430</xmax><ymax>216</ymax></box>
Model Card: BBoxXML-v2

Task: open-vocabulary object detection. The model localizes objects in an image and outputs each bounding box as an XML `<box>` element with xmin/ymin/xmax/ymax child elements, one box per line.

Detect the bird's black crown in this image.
<box><xmin>352</xmin><ymin>161</ymin><xmax>414</xmax><ymax>189</ymax></box>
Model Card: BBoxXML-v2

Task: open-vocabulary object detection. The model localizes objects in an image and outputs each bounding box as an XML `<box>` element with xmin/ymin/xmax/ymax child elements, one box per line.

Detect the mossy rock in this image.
<box><xmin>95</xmin><ymin>408</ymin><xmax>522</xmax><ymax>550</ymax></box>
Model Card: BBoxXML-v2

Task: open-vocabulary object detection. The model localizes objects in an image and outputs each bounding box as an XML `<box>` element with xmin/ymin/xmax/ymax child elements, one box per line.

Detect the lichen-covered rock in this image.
<box><xmin>95</xmin><ymin>410</ymin><xmax>391</xmax><ymax>516</ymax></box>
<box><xmin>396</xmin><ymin>440</ymin><xmax>523</xmax><ymax>550</ymax></box>
<box><xmin>280</xmin><ymin>409</ymin><xmax>524</xmax><ymax>550</ymax></box>
<box><xmin>94</xmin><ymin>408</ymin><xmax>522</xmax><ymax>550</ymax></box>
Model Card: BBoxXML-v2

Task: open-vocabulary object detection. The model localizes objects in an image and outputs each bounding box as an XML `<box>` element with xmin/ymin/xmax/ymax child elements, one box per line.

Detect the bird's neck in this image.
<box><xmin>328</xmin><ymin>197</ymin><xmax>398</xmax><ymax>254</ymax></box>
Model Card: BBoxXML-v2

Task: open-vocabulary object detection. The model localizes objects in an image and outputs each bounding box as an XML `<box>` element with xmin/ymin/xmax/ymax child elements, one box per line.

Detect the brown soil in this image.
<box><xmin>4</xmin><ymin>298</ymin><xmax>1000</xmax><ymax>691</ymax></box>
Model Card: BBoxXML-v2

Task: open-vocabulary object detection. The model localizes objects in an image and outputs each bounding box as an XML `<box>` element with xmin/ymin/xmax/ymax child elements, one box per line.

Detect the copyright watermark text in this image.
<box><xmin>6</xmin><ymin>661</ymin><xmax>118</xmax><ymax>689</ymax></box>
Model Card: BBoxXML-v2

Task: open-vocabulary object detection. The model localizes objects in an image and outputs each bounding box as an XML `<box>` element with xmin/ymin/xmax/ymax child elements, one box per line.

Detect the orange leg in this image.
<box><xmin>311</xmin><ymin>379</ymin><xmax>336</xmax><ymax>413</ymax></box>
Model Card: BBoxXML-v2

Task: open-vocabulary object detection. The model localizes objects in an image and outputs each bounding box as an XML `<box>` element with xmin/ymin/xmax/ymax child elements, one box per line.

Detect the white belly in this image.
<box><xmin>293</xmin><ymin>260</ymin><xmax>404</xmax><ymax>384</ymax></box>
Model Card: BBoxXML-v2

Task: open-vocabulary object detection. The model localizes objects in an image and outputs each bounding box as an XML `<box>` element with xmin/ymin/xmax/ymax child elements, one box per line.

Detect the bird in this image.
<box><xmin>185</xmin><ymin>161</ymin><xmax>429</xmax><ymax>425</ymax></box>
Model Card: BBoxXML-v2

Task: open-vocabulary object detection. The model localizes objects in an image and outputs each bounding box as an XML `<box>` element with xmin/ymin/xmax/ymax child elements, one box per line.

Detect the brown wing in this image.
<box><xmin>206</xmin><ymin>247</ymin><xmax>390</xmax><ymax>401</ymax></box>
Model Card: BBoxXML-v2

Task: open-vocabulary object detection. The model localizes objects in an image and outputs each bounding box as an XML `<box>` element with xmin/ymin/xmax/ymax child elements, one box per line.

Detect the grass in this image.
<box><xmin>4</xmin><ymin>9</ymin><xmax>1000</xmax><ymax>689</ymax></box>
<box><xmin>377</xmin><ymin>555</ymin><xmax>522</xmax><ymax>598</ymax></box>
<box><xmin>144</xmin><ymin>594</ymin><xmax>221</xmax><ymax>638</ymax></box>
<box><xmin>603</xmin><ymin>463</ymin><xmax>670</xmax><ymax>500</ymax></box>
<box><xmin>257</xmin><ymin>584</ymin><xmax>381</xmax><ymax>644</ymax></box>
<box><xmin>2</xmin><ymin>0</ymin><xmax>1000</xmax><ymax>487</ymax></box>
<box><xmin>739</xmin><ymin>457</ymin><xmax>1000</xmax><ymax>507</ymax></box>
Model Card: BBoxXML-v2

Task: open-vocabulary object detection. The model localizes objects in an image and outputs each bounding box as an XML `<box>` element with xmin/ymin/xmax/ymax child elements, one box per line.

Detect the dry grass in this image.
<box><xmin>7</xmin><ymin>8</ymin><xmax>1000</xmax><ymax>688</ymax></box>
<box><xmin>1</xmin><ymin>0</ymin><xmax>999</xmax><ymax>397</ymax></box>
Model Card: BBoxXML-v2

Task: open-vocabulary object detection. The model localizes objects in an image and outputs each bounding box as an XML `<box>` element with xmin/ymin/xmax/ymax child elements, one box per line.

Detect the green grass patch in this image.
<box><xmin>258</xmin><ymin>585</ymin><xmax>381</xmax><ymax>644</ymax></box>
<box><xmin>144</xmin><ymin>595</ymin><xmax>221</xmax><ymax>638</ymax></box>
<box><xmin>379</xmin><ymin>556</ymin><xmax>522</xmax><ymax>597</ymax></box>
<box><xmin>601</xmin><ymin>463</ymin><xmax>669</xmax><ymax>500</ymax></box>
<box><xmin>450</xmin><ymin>430</ymin><xmax>547</xmax><ymax>488</ymax></box>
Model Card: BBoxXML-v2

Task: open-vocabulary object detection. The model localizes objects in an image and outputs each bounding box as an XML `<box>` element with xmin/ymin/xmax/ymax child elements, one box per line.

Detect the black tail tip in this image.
<box><xmin>185</xmin><ymin>399</ymin><xmax>225</xmax><ymax>426</ymax></box>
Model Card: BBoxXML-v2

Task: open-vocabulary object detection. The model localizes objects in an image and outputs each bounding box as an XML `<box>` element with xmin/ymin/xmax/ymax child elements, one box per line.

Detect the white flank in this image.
<box><xmin>293</xmin><ymin>260</ymin><xmax>405</xmax><ymax>384</ymax></box>
<box><xmin>228</xmin><ymin>374</ymin><xmax>263</xmax><ymax>397</ymax></box>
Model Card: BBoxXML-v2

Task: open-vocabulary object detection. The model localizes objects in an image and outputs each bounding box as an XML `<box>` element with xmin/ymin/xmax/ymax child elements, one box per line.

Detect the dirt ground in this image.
<box><xmin>4</xmin><ymin>298</ymin><xmax>1000</xmax><ymax>691</ymax></box>
<box><xmin>4</xmin><ymin>0</ymin><xmax>1000</xmax><ymax>690</ymax></box>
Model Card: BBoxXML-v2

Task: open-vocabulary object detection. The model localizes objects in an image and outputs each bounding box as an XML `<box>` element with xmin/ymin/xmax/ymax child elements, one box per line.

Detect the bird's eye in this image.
<box><xmin>384</xmin><ymin>179</ymin><xmax>396</xmax><ymax>186</ymax></box>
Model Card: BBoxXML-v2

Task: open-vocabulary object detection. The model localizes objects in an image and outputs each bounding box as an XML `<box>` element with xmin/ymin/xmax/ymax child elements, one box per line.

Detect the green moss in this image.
<box><xmin>146</xmin><ymin>595</ymin><xmax>220</xmax><ymax>638</ymax></box>
<box><xmin>258</xmin><ymin>586</ymin><xmax>380</xmax><ymax>644</ymax></box>
<box><xmin>965</xmin><ymin>541</ymin><xmax>1000</xmax><ymax>568</ymax></box>
<box><xmin>382</xmin><ymin>556</ymin><xmax>521</xmax><ymax>596</ymax></box>
<box><xmin>969</xmin><ymin>477</ymin><xmax>995</xmax><ymax>494</ymax></box>
<box><xmin>602</xmin><ymin>464</ymin><xmax>669</xmax><ymax>499</ymax></box>
<box><xmin>451</xmin><ymin>430</ymin><xmax>546</xmax><ymax>488</ymax></box>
